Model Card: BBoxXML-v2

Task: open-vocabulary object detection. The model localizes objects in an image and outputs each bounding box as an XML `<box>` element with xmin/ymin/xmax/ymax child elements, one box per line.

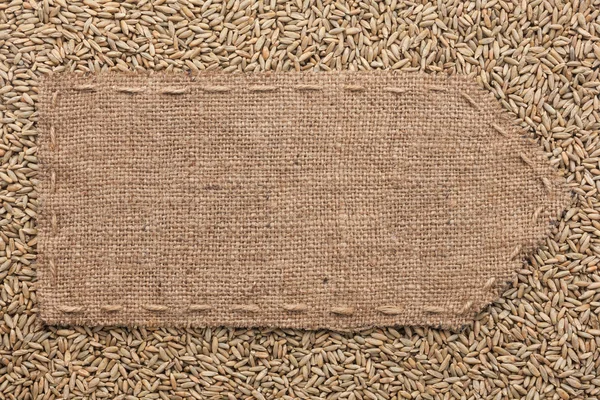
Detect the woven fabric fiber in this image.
<box><xmin>37</xmin><ymin>72</ymin><xmax>571</xmax><ymax>330</ymax></box>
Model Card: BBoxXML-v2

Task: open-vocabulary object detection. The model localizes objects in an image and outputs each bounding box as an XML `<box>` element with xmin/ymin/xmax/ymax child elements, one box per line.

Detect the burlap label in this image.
<box><xmin>37</xmin><ymin>72</ymin><xmax>570</xmax><ymax>330</ymax></box>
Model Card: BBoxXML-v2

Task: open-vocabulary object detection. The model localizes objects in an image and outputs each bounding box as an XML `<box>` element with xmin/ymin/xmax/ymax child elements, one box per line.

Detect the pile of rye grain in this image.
<box><xmin>0</xmin><ymin>0</ymin><xmax>599</xmax><ymax>398</ymax></box>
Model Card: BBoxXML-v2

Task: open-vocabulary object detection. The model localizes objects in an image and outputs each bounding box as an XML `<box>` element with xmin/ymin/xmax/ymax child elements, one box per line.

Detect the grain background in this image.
<box><xmin>0</xmin><ymin>0</ymin><xmax>600</xmax><ymax>399</ymax></box>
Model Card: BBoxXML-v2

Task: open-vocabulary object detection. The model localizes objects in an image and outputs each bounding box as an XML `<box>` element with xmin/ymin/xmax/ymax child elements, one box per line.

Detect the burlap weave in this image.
<box><xmin>37</xmin><ymin>72</ymin><xmax>571</xmax><ymax>330</ymax></box>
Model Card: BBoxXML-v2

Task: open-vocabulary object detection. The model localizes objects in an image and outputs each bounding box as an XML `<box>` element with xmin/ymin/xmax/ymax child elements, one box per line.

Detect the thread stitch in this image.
<box><xmin>520</xmin><ymin>153</ymin><xmax>534</xmax><ymax>168</ymax></box>
<box><xmin>248</xmin><ymin>85</ymin><xmax>278</xmax><ymax>92</ymax></box>
<box><xmin>51</xmin><ymin>212</ymin><xmax>57</xmax><ymax>236</ymax></box>
<box><xmin>117</xmin><ymin>87</ymin><xmax>145</xmax><ymax>94</ymax></box>
<box><xmin>51</xmin><ymin>91</ymin><xmax>59</xmax><ymax>108</ymax></box>
<box><xmin>483</xmin><ymin>277</ymin><xmax>496</xmax><ymax>290</ymax></box>
<box><xmin>282</xmin><ymin>303</ymin><xmax>308</xmax><ymax>312</ymax></box>
<box><xmin>49</xmin><ymin>126</ymin><xmax>56</xmax><ymax>151</ymax></box>
<box><xmin>58</xmin><ymin>305</ymin><xmax>85</xmax><ymax>313</ymax></box>
<box><xmin>344</xmin><ymin>85</ymin><xmax>365</xmax><ymax>92</ymax></box>
<box><xmin>541</xmin><ymin>177</ymin><xmax>553</xmax><ymax>191</ymax></box>
<box><xmin>160</xmin><ymin>87</ymin><xmax>188</xmax><ymax>95</ymax></box>
<box><xmin>232</xmin><ymin>304</ymin><xmax>260</xmax><ymax>313</ymax></box>
<box><xmin>201</xmin><ymin>85</ymin><xmax>231</xmax><ymax>93</ymax></box>
<box><xmin>428</xmin><ymin>86</ymin><xmax>447</xmax><ymax>92</ymax></box>
<box><xmin>376</xmin><ymin>305</ymin><xmax>403</xmax><ymax>315</ymax></box>
<box><xmin>532</xmin><ymin>206</ymin><xmax>544</xmax><ymax>222</ymax></box>
<box><xmin>460</xmin><ymin>92</ymin><xmax>480</xmax><ymax>110</ymax></box>
<box><xmin>294</xmin><ymin>85</ymin><xmax>323</xmax><ymax>91</ymax></box>
<box><xmin>331</xmin><ymin>307</ymin><xmax>354</xmax><ymax>316</ymax></box>
<box><xmin>509</xmin><ymin>245</ymin><xmax>522</xmax><ymax>260</ymax></box>
<box><xmin>142</xmin><ymin>304</ymin><xmax>168</xmax><ymax>312</ymax></box>
<box><xmin>73</xmin><ymin>84</ymin><xmax>96</xmax><ymax>92</ymax></box>
<box><xmin>383</xmin><ymin>87</ymin><xmax>407</xmax><ymax>94</ymax></box>
<box><xmin>189</xmin><ymin>304</ymin><xmax>211</xmax><ymax>311</ymax></box>
<box><xmin>50</xmin><ymin>170</ymin><xmax>56</xmax><ymax>193</ymax></box>
<box><xmin>48</xmin><ymin>258</ymin><xmax>56</xmax><ymax>284</ymax></box>
<box><xmin>459</xmin><ymin>301</ymin><xmax>473</xmax><ymax>314</ymax></box>
<box><xmin>490</xmin><ymin>123</ymin><xmax>508</xmax><ymax>137</ymax></box>
<box><xmin>424</xmin><ymin>306</ymin><xmax>445</xmax><ymax>314</ymax></box>
<box><xmin>100</xmin><ymin>305</ymin><xmax>123</xmax><ymax>312</ymax></box>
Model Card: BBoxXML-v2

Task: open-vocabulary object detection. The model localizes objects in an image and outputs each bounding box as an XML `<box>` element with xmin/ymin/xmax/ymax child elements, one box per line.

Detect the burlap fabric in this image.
<box><xmin>37</xmin><ymin>72</ymin><xmax>571</xmax><ymax>330</ymax></box>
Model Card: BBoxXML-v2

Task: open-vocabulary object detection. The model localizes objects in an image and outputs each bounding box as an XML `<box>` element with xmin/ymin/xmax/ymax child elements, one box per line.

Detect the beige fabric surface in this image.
<box><xmin>37</xmin><ymin>72</ymin><xmax>570</xmax><ymax>330</ymax></box>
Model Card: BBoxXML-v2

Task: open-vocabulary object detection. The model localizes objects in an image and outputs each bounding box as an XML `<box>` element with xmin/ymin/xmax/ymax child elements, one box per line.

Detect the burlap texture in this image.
<box><xmin>37</xmin><ymin>72</ymin><xmax>571</xmax><ymax>330</ymax></box>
